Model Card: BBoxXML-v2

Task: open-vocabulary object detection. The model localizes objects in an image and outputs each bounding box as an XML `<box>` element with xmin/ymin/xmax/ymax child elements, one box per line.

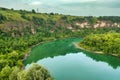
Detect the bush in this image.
<box><xmin>0</xmin><ymin>14</ymin><xmax>6</xmax><ymax>23</ymax></box>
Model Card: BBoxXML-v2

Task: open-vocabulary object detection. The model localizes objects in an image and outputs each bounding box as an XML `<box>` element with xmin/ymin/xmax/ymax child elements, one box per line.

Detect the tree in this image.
<box><xmin>0</xmin><ymin>59</ymin><xmax>8</xmax><ymax>71</ymax></box>
<box><xmin>50</xmin><ymin>13</ymin><xmax>54</xmax><ymax>15</ymax></box>
<box><xmin>17</xmin><ymin>70</ymin><xmax>28</xmax><ymax>80</ymax></box>
<box><xmin>88</xmin><ymin>16</ymin><xmax>97</xmax><ymax>26</ymax></box>
<box><xmin>8</xmin><ymin>64</ymin><xmax>53</xmax><ymax>80</ymax></box>
<box><xmin>32</xmin><ymin>9</ymin><xmax>36</xmax><ymax>13</ymax></box>
<box><xmin>0</xmin><ymin>14</ymin><xmax>6</xmax><ymax>23</ymax></box>
<box><xmin>26</xmin><ymin>63</ymin><xmax>53</xmax><ymax>80</ymax></box>
<box><xmin>32</xmin><ymin>16</ymin><xmax>46</xmax><ymax>26</ymax></box>
<box><xmin>9</xmin><ymin>66</ymin><xmax>20</xmax><ymax>80</ymax></box>
<box><xmin>8</xmin><ymin>51</ymin><xmax>19</xmax><ymax>63</ymax></box>
<box><xmin>0</xmin><ymin>65</ymin><xmax>12</xmax><ymax>80</ymax></box>
<box><xmin>11</xmin><ymin>8</ymin><xmax>14</xmax><ymax>10</ymax></box>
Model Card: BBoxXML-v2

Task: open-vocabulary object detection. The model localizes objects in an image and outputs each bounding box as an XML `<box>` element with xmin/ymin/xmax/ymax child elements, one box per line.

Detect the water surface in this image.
<box><xmin>24</xmin><ymin>38</ymin><xmax>120</xmax><ymax>80</ymax></box>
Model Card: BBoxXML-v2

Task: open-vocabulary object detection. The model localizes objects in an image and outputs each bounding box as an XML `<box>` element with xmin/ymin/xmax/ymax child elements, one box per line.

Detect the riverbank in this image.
<box><xmin>22</xmin><ymin>38</ymin><xmax>57</xmax><ymax>61</ymax></box>
<box><xmin>73</xmin><ymin>42</ymin><xmax>103</xmax><ymax>54</ymax></box>
<box><xmin>74</xmin><ymin>42</ymin><xmax>119</xmax><ymax>57</ymax></box>
<box><xmin>22</xmin><ymin>37</ymin><xmax>74</xmax><ymax>61</ymax></box>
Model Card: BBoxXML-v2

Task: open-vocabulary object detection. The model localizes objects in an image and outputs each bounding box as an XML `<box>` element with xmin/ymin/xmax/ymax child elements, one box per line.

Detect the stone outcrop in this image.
<box><xmin>75</xmin><ymin>21</ymin><xmax>120</xmax><ymax>28</ymax></box>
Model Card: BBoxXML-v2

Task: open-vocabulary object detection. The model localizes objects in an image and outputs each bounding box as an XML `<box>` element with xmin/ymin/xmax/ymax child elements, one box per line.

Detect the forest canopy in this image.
<box><xmin>79</xmin><ymin>32</ymin><xmax>120</xmax><ymax>56</ymax></box>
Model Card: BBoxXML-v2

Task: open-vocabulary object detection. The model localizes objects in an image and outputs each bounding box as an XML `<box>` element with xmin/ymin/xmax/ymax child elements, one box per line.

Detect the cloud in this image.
<box><xmin>29</xmin><ymin>1</ymin><xmax>42</xmax><ymax>6</ymax></box>
<box><xmin>61</xmin><ymin>0</ymin><xmax>120</xmax><ymax>8</ymax></box>
<box><xmin>0</xmin><ymin>0</ymin><xmax>120</xmax><ymax>16</ymax></box>
<box><xmin>60</xmin><ymin>0</ymin><xmax>97</xmax><ymax>3</ymax></box>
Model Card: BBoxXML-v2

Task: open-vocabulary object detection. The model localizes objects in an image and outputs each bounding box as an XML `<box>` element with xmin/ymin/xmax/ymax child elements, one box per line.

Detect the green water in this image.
<box><xmin>24</xmin><ymin>38</ymin><xmax>120</xmax><ymax>80</ymax></box>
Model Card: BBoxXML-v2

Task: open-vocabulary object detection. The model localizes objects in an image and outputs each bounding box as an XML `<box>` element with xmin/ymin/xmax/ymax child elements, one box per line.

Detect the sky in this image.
<box><xmin>0</xmin><ymin>0</ymin><xmax>120</xmax><ymax>16</ymax></box>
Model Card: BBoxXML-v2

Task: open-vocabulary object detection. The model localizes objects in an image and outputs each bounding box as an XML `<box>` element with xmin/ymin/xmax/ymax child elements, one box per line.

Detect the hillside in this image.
<box><xmin>0</xmin><ymin>7</ymin><xmax>120</xmax><ymax>37</ymax></box>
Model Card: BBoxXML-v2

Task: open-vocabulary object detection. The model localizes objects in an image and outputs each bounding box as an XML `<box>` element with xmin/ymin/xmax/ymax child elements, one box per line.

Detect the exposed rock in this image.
<box><xmin>100</xmin><ymin>22</ymin><xmax>106</xmax><ymax>27</ymax></box>
<box><xmin>31</xmin><ymin>28</ymin><xmax>36</xmax><ymax>34</ymax></box>
<box><xmin>94</xmin><ymin>24</ymin><xmax>99</xmax><ymax>28</ymax></box>
<box><xmin>75</xmin><ymin>21</ymin><xmax>120</xmax><ymax>28</ymax></box>
<box><xmin>67</xmin><ymin>26</ymin><xmax>73</xmax><ymax>29</ymax></box>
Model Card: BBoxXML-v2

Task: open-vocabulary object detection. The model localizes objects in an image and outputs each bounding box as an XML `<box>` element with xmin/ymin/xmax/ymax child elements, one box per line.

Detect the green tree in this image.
<box><xmin>0</xmin><ymin>65</ymin><xmax>12</xmax><ymax>80</ymax></box>
<box><xmin>88</xmin><ymin>16</ymin><xmax>97</xmax><ymax>26</ymax></box>
<box><xmin>17</xmin><ymin>70</ymin><xmax>28</xmax><ymax>80</ymax></box>
<box><xmin>26</xmin><ymin>63</ymin><xmax>53</xmax><ymax>80</ymax></box>
<box><xmin>32</xmin><ymin>9</ymin><xmax>36</xmax><ymax>13</ymax></box>
<box><xmin>9</xmin><ymin>66</ymin><xmax>20</xmax><ymax>80</ymax></box>
<box><xmin>0</xmin><ymin>14</ymin><xmax>6</xmax><ymax>23</ymax></box>
<box><xmin>8</xmin><ymin>64</ymin><xmax>53</xmax><ymax>80</ymax></box>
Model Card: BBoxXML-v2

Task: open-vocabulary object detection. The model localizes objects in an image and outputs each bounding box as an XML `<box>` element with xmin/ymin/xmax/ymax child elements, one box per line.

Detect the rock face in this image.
<box><xmin>76</xmin><ymin>22</ymin><xmax>89</xmax><ymax>28</ymax></box>
<box><xmin>75</xmin><ymin>21</ymin><xmax>120</xmax><ymax>28</ymax></box>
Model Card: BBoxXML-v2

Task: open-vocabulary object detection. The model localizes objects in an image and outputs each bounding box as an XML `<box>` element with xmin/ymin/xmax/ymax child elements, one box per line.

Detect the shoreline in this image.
<box><xmin>22</xmin><ymin>37</ymin><xmax>74</xmax><ymax>61</ymax></box>
<box><xmin>73</xmin><ymin>42</ymin><xmax>103</xmax><ymax>54</ymax></box>
<box><xmin>22</xmin><ymin>39</ymin><xmax>56</xmax><ymax>61</ymax></box>
<box><xmin>73</xmin><ymin>42</ymin><xmax>119</xmax><ymax>57</ymax></box>
<box><xmin>23</xmin><ymin>38</ymin><xmax>120</xmax><ymax>62</ymax></box>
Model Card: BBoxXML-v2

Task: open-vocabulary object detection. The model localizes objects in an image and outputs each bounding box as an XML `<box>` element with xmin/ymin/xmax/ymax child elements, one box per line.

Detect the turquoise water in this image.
<box><xmin>24</xmin><ymin>38</ymin><xmax>120</xmax><ymax>80</ymax></box>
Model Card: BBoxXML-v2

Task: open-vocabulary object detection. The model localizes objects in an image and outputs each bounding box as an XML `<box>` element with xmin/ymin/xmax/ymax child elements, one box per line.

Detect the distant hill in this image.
<box><xmin>0</xmin><ymin>7</ymin><xmax>120</xmax><ymax>37</ymax></box>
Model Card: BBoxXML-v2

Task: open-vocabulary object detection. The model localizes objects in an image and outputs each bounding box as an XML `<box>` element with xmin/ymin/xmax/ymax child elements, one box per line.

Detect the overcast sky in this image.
<box><xmin>0</xmin><ymin>0</ymin><xmax>120</xmax><ymax>16</ymax></box>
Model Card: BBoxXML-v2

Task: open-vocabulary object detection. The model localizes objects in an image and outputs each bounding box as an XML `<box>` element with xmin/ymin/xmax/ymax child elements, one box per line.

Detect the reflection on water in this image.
<box><xmin>23</xmin><ymin>38</ymin><xmax>82</xmax><ymax>64</ymax></box>
<box><xmin>24</xmin><ymin>38</ymin><xmax>120</xmax><ymax>80</ymax></box>
<box><xmin>26</xmin><ymin>52</ymin><xmax>120</xmax><ymax>80</ymax></box>
<box><xmin>83</xmin><ymin>50</ymin><xmax>120</xmax><ymax>69</ymax></box>
<box><xmin>24</xmin><ymin>38</ymin><xmax>120</xmax><ymax>69</ymax></box>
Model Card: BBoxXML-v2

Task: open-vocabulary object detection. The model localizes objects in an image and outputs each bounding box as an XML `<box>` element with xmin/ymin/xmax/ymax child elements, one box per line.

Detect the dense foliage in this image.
<box><xmin>0</xmin><ymin>63</ymin><xmax>53</xmax><ymax>80</ymax></box>
<box><xmin>79</xmin><ymin>33</ymin><xmax>120</xmax><ymax>56</ymax></box>
<box><xmin>0</xmin><ymin>7</ymin><xmax>120</xmax><ymax>80</ymax></box>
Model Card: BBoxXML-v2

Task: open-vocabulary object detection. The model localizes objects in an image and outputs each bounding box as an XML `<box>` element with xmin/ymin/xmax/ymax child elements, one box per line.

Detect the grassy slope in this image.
<box><xmin>0</xmin><ymin>8</ymin><xmax>77</xmax><ymax>36</ymax></box>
